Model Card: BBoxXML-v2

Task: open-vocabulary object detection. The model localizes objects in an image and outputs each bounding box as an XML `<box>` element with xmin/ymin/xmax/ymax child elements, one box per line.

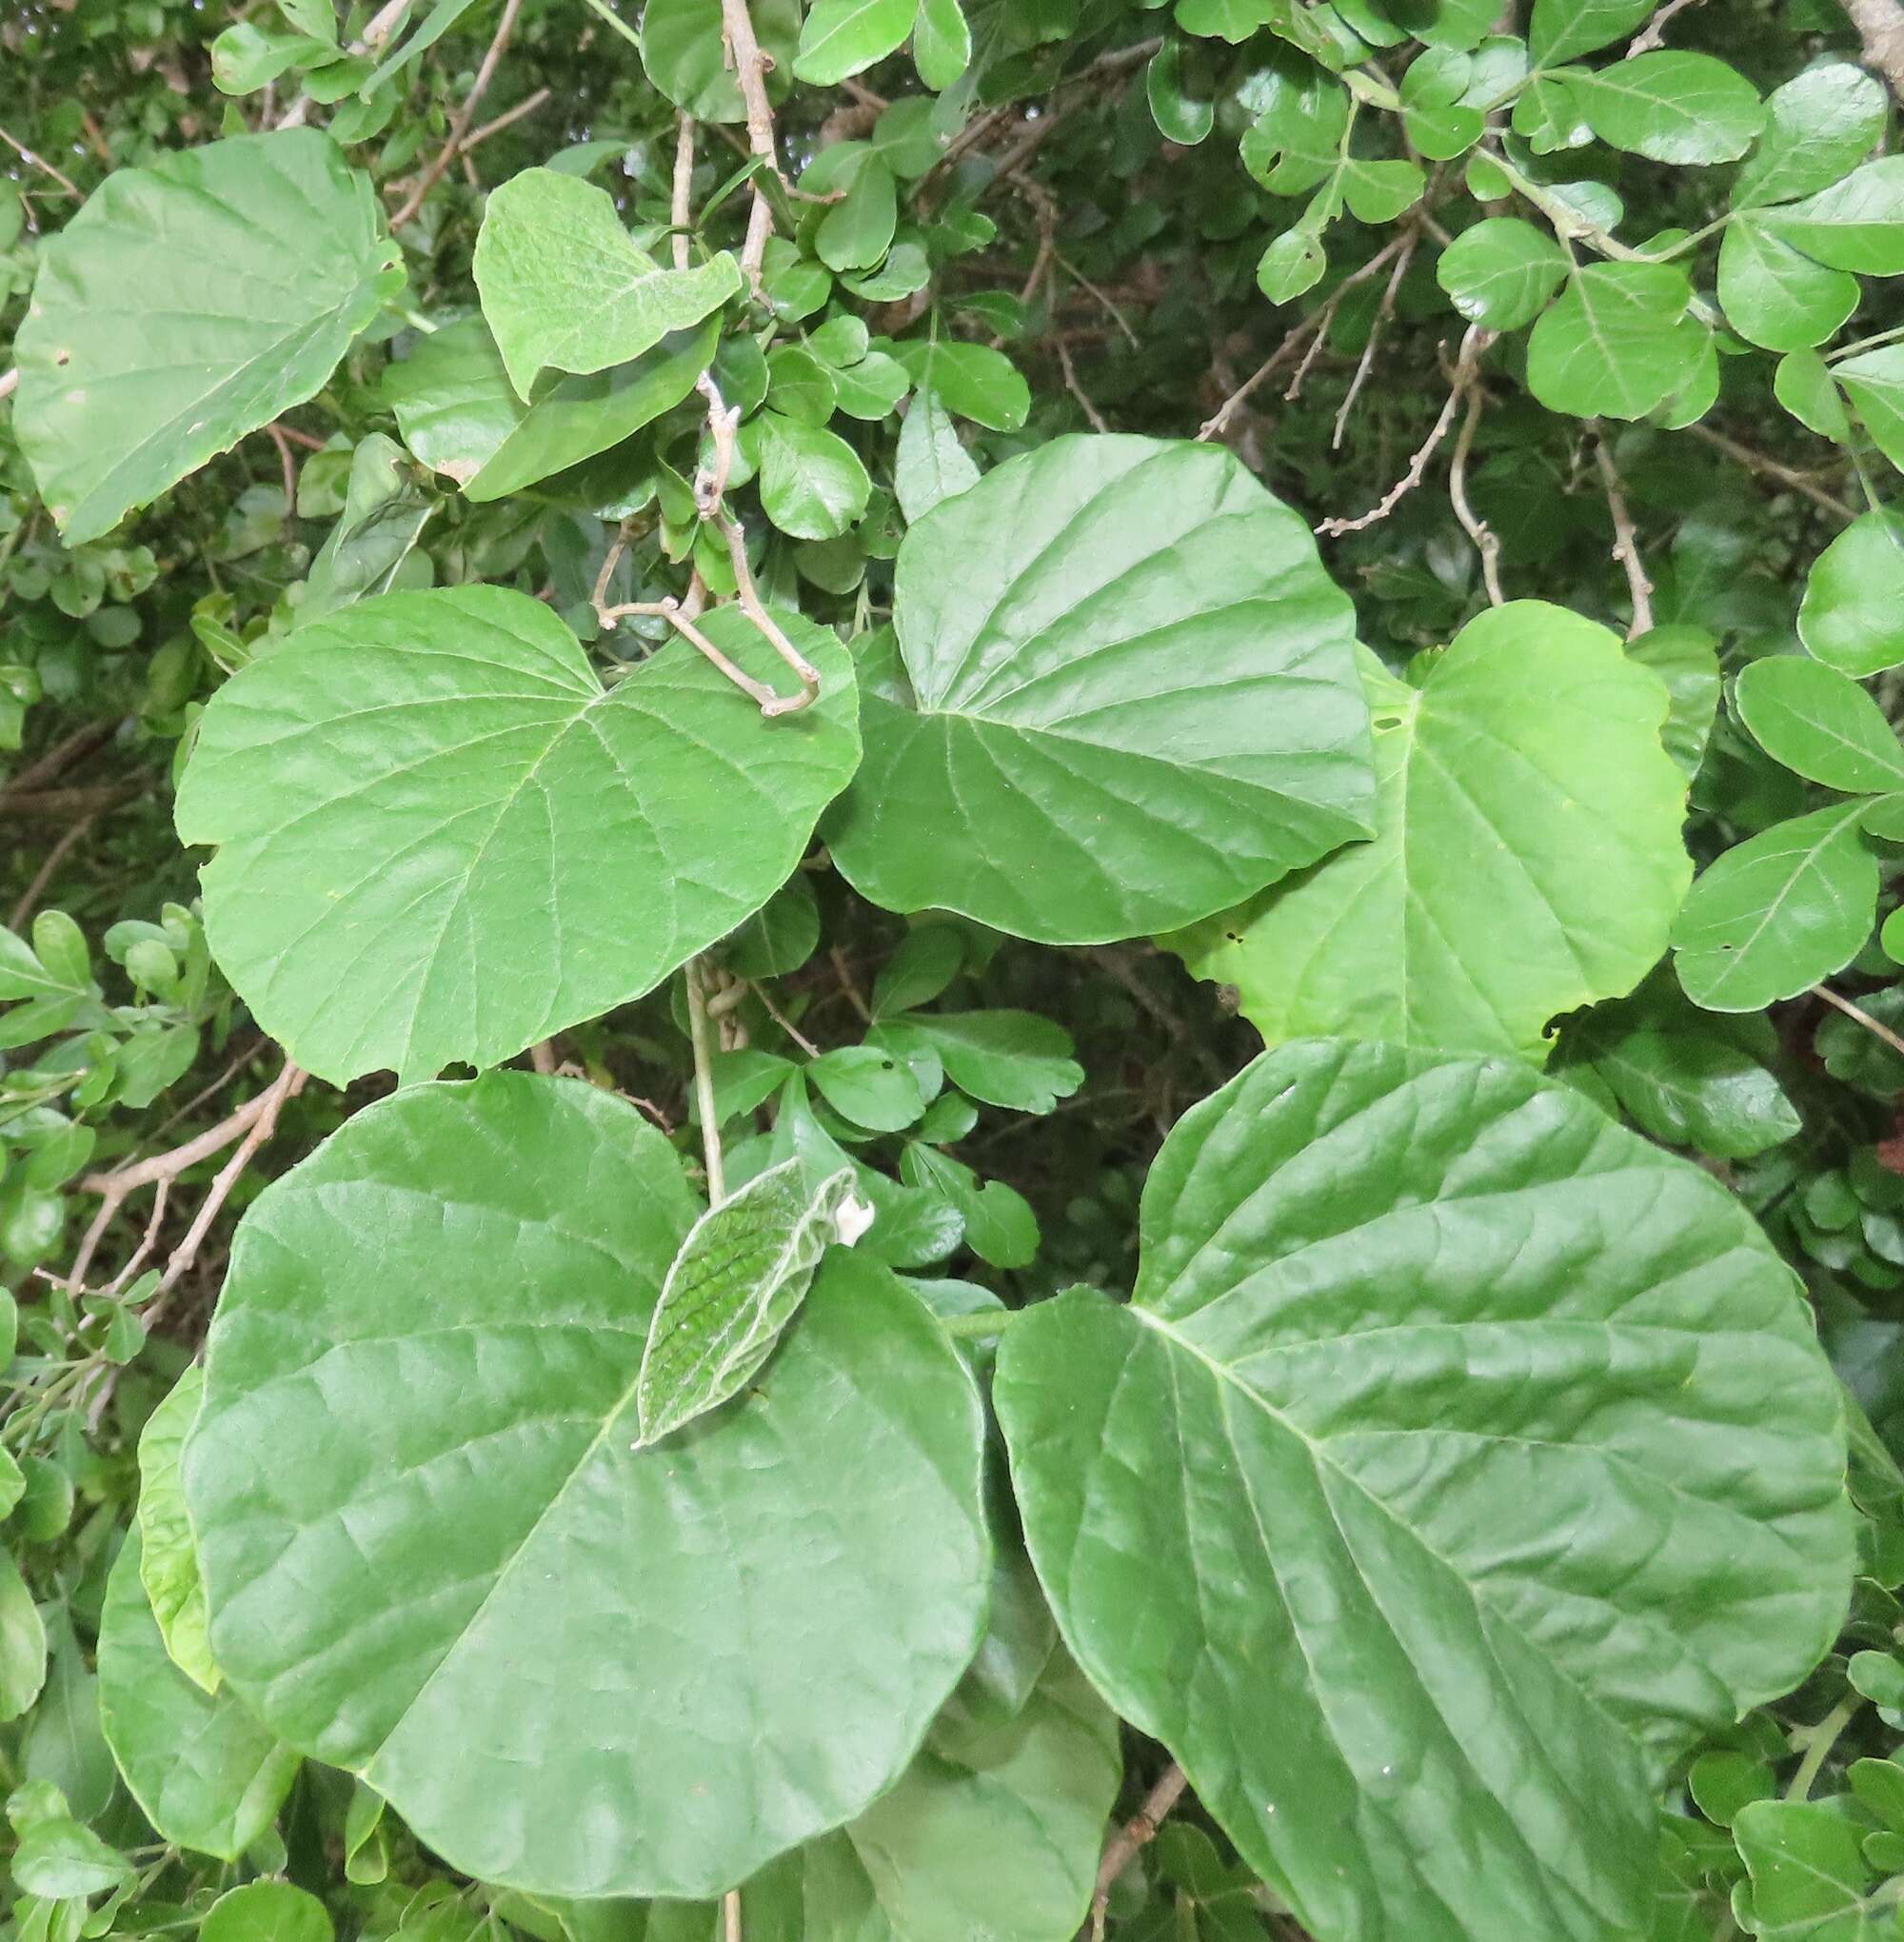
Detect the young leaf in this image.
<box><xmin>175</xmin><ymin>587</ymin><xmax>861</xmax><ymax>1085</ymax></box>
<box><xmin>893</xmin><ymin>388</ymin><xmax>978</xmax><ymax>520</ymax></box>
<box><xmin>1716</xmin><ymin>220</ymin><xmax>1859</xmax><ymax>352</ymax></box>
<box><xmin>472</xmin><ymin>168</ymin><xmax>740</xmax><ymax>398</ymax></box>
<box><xmin>0</xmin><ymin>1548</ymin><xmax>47</xmax><ymax>1721</ymax></box>
<box><xmin>1525</xmin><ymin>263</ymin><xmax>1706</xmax><ymax>420</ymax></box>
<box><xmin>1758</xmin><ymin>156</ymin><xmax>1904</xmax><ymax>273</ymax></box>
<box><xmin>794</xmin><ymin>0</ymin><xmax>914</xmax><ymax>84</ymax></box>
<box><xmin>1733</xmin><ymin>1801</ymin><xmax>1879</xmax><ymax>1936</ymax></box>
<box><xmin>1627</xmin><ymin>624</ymin><xmax>1720</xmax><ymax>779</ymax></box>
<box><xmin>1835</xmin><ymin>346</ymin><xmax>1904</xmax><ymax>472</ymax></box>
<box><xmin>826</xmin><ymin>435</ymin><xmax>1375</xmax><ymax>944</ymax></box>
<box><xmin>1528</xmin><ymin>0</ymin><xmax>1655</xmax><ymax>63</ymax></box>
<box><xmin>1587</xmin><ymin>1025</ymin><xmax>1801</xmax><ymax>1159</ymax></box>
<box><xmin>867</xmin><ymin>1011</ymin><xmax>1082</xmax><ymax>1114</ymax></box>
<box><xmin>912</xmin><ymin>0</ymin><xmax>970</xmax><ymax>89</ymax></box>
<box><xmin>994</xmin><ymin>1039</ymin><xmax>1853</xmax><ymax>1942</ymax></box>
<box><xmin>1566</xmin><ymin>52</ymin><xmax>1763</xmax><ymax>166</ymax></box>
<box><xmin>1168</xmin><ymin>608</ymin><xmax>1692</xmax><ymax>1061</ymax></box>
<box><xmin>636</xmin><ymin>1159</ymin><xmax>867</xmax><ymax>1446</ymax></box>
<box><xmin>97</xmin><ymin>1530</ymin><xmax>299</xmax><ymax>1860</ymax></box>
<box><xmin>136</xmin><ymin>1366</ymin><xmax>219</xmax><ymax>1694</ymax></box>
<box><xmin>1798</xmin><ymin>510</ymin><xmax>1904</xmax><ymax>678</ymax></box>
<box><xmin>756</xmin><ymin>412</ymin><xmax>874</xmax><ymax>540</ymax></box>
<box><xmin>184</xmin><ymin>1074</ymin><xmax>990</xmax><ymax>1899</ymax></box>
<box><xmin>807</xmin><ymin>1045</ymin><xmax>928</xmax><ymax>1131</ymax></box>
<box><xmin>13</xmin><ymin>130</ymin><xmax>403</xmax><ymax>546</ymax></box>
<box><xmin>1672</xmin><ymin>801</ymin><xmax>1877</xmax><ymax>1010</ymax></box>
<box><xmin>1733</xmin><ymin>62</ymin><xmax>1887</xmax><ymax>208</ymax></box>
<box><xmin>201</xmin><ymin>1884</ymin><xmax>330</xmax><ymax>1942</ymax></box>
<box><xmin>1733</xmin><ymin>655</ymin><xmax>1904</xmax><ymax>793</ymax></box>
<box><xmin>1435</xmin><ymin>216</ymin><xmax>1569</xmax><ymax>329</ymax></box>
<box><xmin>888</xmin><ymin>341</ymin><xmax>1030</xmax><ymax>431</ymax></box>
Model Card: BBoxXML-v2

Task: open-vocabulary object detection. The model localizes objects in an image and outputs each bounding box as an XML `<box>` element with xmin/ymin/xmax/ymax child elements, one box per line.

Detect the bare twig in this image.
<box><xmin>463</xmin><ymin>86</ymin><xmax>551</xmax><ymax>153</ymax></box>
<box><xmin>0</xmin><ymin>368</ymin><xmax>17</xmax><ymax>405</ymax></box>
<box><xmin>266</xmin><ymin>424</ymin><xmax>299</xmax><ymax>518</ymax></box>
<box><xmin>671</xmin><ymin>113</ymin><xmax>696</xmax><ymax>271</ymax></box>
<box><xmin>1816</xmin><ymin>983</ymin><xmax>1904</xmax><ymax>1060</ymax></box>
<box><xmin>0</xmin><ymin>124</ymin><xmax>81</xmax><ymax>198</ymax></box>
<box><xmin>1626</xmin><ymin>0</ymin><xmax>1703</xmax><ymax>55</ymax></box>
<box><xmin>1591</xmin><ymin>427</ymin><xmax>1654</xmax><ymax>637</ymax></box>
<box><xmin>749</xmin><ymin>980</ymin><xmax>820</xmax><ymax>1057</ymax></box>
<box><xmin>1</xmin><ymin>722</ymin><xmax>115</xmax><ymax>801</ymax></box>
<box><xmin>9</xmin><ymin>812</ymin><xmax>97</xmax><ymax>930</ymax></box>
<box><xmin>723</xmin><ymin>1892</ymin><xmax>742</xmax><ymax>1942</ymax></box>
<box><xmin>1332</xmin><ymin>230</ymin><xmax>1418</xmax><ymax>449</ymax></box>
<box><xmin>1091</xmin><ymin>1764</ymin><xmax>1190</xmax><ymax>1940</ymax></box>
<box><xmin>1198</xmin><ymin>232</ymin><xmax>1412</xmax><ymax>443</ymax></box>
<box><xmin>387</xmin><ymin>0</ymin><xmax>525</xmax><ymax>228</ymax></box>
<box><xmin>719</xmin><ymin>0</ymin><xmax>782</xmax><ymax>286</ymax></box>
<box><xmin>684</xmin><ymin>957</ymin><xmax>726</xmax><ymax>1205</ymax></box>
<box><xmin>1058</xmin><ymin>337</ymin><xmax>1110</xmax><ymax>432</ymax></box>
<box><xmin>1450</xmin><ymin>378</ymin><xmax>1506</xmax><ymax>605</ymax></box>
<box><xmin>1685</xmin><ymin>425</ymin><xmax>1856</xmax><ymax>521</ymax></box>
<box><xmin>1320</xmin><ymin>326</ymin><xmax>1493</xmax><ymax>536</ymax></box>
<box><xmin>69</xmin><ymin>1060</ymin><xmax>305</xmax><ymax>1293</ymax></box>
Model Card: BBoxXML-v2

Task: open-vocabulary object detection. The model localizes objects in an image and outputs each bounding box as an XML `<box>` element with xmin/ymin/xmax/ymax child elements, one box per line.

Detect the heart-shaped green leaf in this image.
<box><xmin>184</xmin><ymin>1073</ymin><xmax>991</xmax><ymax>1899</ymax></box>
<box><xmin>826</xmin><ymin>435</ymin><xmax>1374</xmax><ymax>944</ymax></box>
<box><xmin>995</xmin><ymin>1038</ymin><xmax>1853</xmax><ymax>1942</ymax></box>
<box><xmin>636</xmin><ymin>1159</ymin><xmax>867</xmax><ymax>1446</ymax></box>
<box><xmin>473</xmin><ymin>168</ymin><xmax>740</xmax><ymax>399</ymax></box>
<box><xmin>174</xmin><ymin>586</ymin><xmax>860</xmax><ymax>1084</ymax></box>
<box><xmin>1167</xmin><ymin>605</ymin><xmax>1692</xmax><ymax>1060</ymax></box>
<box><xmin>97</xmin><ymin>1530</ymin><xmax>299</xmax><ymax>1861</ymax></box>
<box><xmin>13</xmin><ymin>130</ymin><xmax>403</xmax><ymax>546</ymax></box>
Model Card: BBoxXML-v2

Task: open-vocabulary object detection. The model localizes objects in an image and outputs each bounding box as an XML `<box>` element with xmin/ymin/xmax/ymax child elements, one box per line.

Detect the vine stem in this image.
<box><xmin>1815</xmin><ymin>983</ymin><xmax>1904</xmax><ymax>1059</ymax></box>
<box><xmin>719</xmin><ymin>0</ymin><xmax>781</xmax><ymax>287</ymax></box>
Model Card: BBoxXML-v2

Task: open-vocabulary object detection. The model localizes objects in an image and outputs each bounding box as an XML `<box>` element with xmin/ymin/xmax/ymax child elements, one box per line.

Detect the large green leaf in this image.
<box><xmin>97</xmin><ymin>1530</ymin><xmax>299</xmax><ymax>1860</ymax></box>
<box><xmin>1733</xmin><ymin>63</ymin><xmax>1886</xmax><ymax>208</ymax></box>
<box><xmin>472</xmin><ymin>169</ymin><xmax>740</xmax><ymax>399</ymax></box>
<box><xmin>651</xmin><ymin>1645</ymin><xmax>1120</xmax><ymax>1942</ymax></box>
<box><xmin>174</xmin><ymin>586</ymin><xmax>860</xmax><ymax>1084</ymax></box>
<box><xmin>1435</xmin><ymin>217</ymin><xmax>1569</xmax><ymax>330</ymax></box>
<box><xmin>995</xmin><ymin>1038</ymin><xmax>1854</xmax><ymax>1942</ymax></box>
<box><xmin>137</xmin><ymin>1366</ymin><xmax>219</xmax><ymax>1694</ymax></box>
<box><xmin>1672</xmin><ymin>802</ymin><xmax>1878</xmax><ymax>1011</ymax></box>
<box><xmin>1759</xmin><ymin>157</ymin><xmax>1904</xmax><ymax>273</ymax></box>
<box><xmin>1835</xmin><ymin>346</ymin><xmax>1904</xmax><ymax>473</ymax></box>
<box><xmin>825</xmin><ymin>434</ymin><xmax>1375</xmax><ymax>943</ymax></box>
<box><xmin>794</xmin><ymin>0</ymin><xmax>916</xmax><ymax>84</ymax></box>
<box><xmin>183</xmin><ymin>1074</ymin><xmax>991</xmax><ymax>1900</ymax></box>
<box><xmin>1166</xmin><ymin>606</ymin><xmax>1691</xmax><ymax>1061</ymax></box>
<box><xmin>13</xmin><ymin>130</ymin><xmax>402</xmax><ymax>546</ymax></box>
<box><xmin>1716</xmin><ymin>220</ymin><xmax>1859</xmax><ymax>353</ymax></box>
<box><xmin>1528</xmin><ymin>0</ymin><xmax>1654</xmax><ymax>62</ymax></box>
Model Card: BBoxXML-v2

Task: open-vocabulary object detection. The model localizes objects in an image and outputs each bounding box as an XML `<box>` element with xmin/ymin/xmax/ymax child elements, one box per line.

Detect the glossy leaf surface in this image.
<box><xmin>996</xmin><ymin>1038</ymin><xmax>1854</xmax><ymax>1942</ymax></box>
<box><xmin>184</xmin><ymin>1074</ymin><xmax>990</xmax><ymax>1898</ymax></box>
<box><xmin>827</xmin><ymin>434</ymin><xmax>1374</xmax><ymax>944</ymax></box>
<box><xmin>175</xmin><ymin>587</ymin><xmax>860</xmax><ymax>1083</ymax></box>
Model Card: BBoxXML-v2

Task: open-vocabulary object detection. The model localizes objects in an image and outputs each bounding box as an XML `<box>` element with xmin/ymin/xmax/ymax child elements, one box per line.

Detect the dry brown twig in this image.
<box><xmin>1625</xmin><ymin>0</ymin><xmax>1703</xmax><ymax>55</ymax></box>
<box><xmin>1816</xmin><ymin>983</ymin><xmax>1904</xmax><ymax>1060</ymax></box>
<box><xmin>1591</xmin><ymin>426</ymin><xmax>1655</xmax><ymax>638</ymax></box>
<box><xmin>387</xmin><ymin>0</ymin><xmax>525</xmax><ymax>228</ymax></box>
<box><xmin>277</xmin><ymin>0</ymin><xmax>411</xmax><ymax>127</ymax></box>
<box><xmin>671</xmin><ymin>113</ymin><xmax>697</xmax><ymax>271</ymax></box>
<box><xmin>1331</xmin><ymin>229</ymin><xmax>1418</xmax><ymax>449</ymax></box>
<box><xmin>0</xmin><ymin>123</ymin><xmax>81</xmax><ymax>199</ymax></box>
<box><xmin>1450</xmin><ymin>375</ymin><xmax>1506</xmax><ymax>605</ymax></box>
<box><xmin>9</xmin><ymin>811</ymin><xmax>98</xmax><ymax>931</ymax></box>
<box><xmin>1319</xmin><ymin>325</ymin><xmax>1495</xmax><ymax>537</ymax></box>
<box><xmin>68</xmin><ymin>1060</ymin><xmax>307</xmax><ymax>1296</ymax></box>
<box><xmin>719</xmin><ymin>0</ymin><xmax>783</xmax><ymax>287</ymax></box>
<box><xmin>1090</xmin><ymin>1762</ymin><xmax>1190</xmax><ymax>1940</ymax></box>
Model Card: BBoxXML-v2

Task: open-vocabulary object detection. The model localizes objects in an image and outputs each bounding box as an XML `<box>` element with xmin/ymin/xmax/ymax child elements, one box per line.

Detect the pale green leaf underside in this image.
<box><xmin>13</xmin><ymin>129</ymin><xmax>403</xmax><ymax>546</ymax></box>
<box><xmin>1168</xmin><ymin>604</ymin><xmax>1692</xmax><ymax>1061</ymax></box>
<box><xmin>97</xmin><ymin>1530</ymin><xmax>299</xmax><ymax>1861</ymax></box>
<box><xmin>636</xmin><ymin>1159</ymin><xmax>861</xmax><ymax>1446</ymax></box>
<box><xmin>996</xmin><ymin>1038</ymin><xmax>1853</xmax><ymax>1942</ymax></box>
<box><xmin>472</xmin><ymin>168</ymin><xmax>740</xmax><ymax>398</ymax></box>
<box><xmin>826</xmin><ymin>433</ymin><xmax>1375</xmax><ymax>945</ymax></box>
<box><xmin>174</xmin><ymin>585</ymin><xmax>860</xmax><ymax>1085</ymax></box>
<box><xmin>183</xmin><ymin>1074</ymin><xmax>991</xmax><ymax>1900</ymax></box>
<box><xmin>137</xmin><ymin>1365</ymin><xmax>220</xmax><ymax>1694</ymax></box>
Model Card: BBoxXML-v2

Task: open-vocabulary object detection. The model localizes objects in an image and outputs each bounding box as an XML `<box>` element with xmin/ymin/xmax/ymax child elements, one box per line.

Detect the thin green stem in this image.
<box><xmin>1785</xmin><ymin>1694</ymin><xmax>1860</xmax><ymax>1801</ymax></box>
<box><xmin>684</xmin><ymin>957</ymin><xmax>725</xmax><ymax>1208</ymax></box>
<box><xmin>575</xmin><ymin>0</ymin><xmax>643</xmax><ymax>50</ymax></box>
<box><xmin>1833</xmin><ymin>321</ymin><xmax>1904</xmax><ymax>362</ymax></box>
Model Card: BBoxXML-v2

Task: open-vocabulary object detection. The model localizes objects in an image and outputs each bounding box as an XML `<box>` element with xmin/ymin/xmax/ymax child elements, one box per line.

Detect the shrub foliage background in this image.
<box><xmin>5</xmin><ymin>0</ymin><xmax>1904</xmax><ymax>1936</ymax></box>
